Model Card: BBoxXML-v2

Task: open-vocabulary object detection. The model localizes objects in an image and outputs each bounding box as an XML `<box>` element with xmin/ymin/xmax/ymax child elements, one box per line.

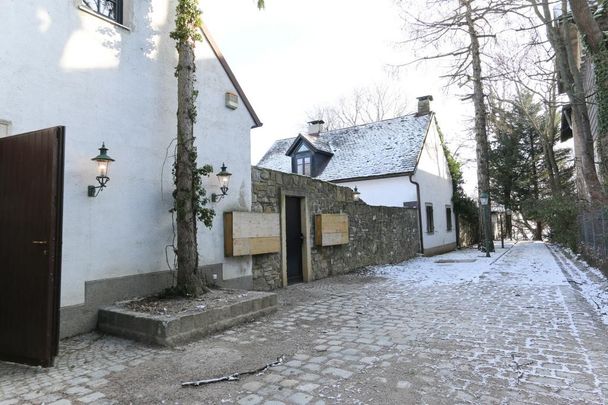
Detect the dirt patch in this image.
<box><xmin>118</xmin><ymin>289</ymin><xmax>253</xmax><ymax>315</ymax></box>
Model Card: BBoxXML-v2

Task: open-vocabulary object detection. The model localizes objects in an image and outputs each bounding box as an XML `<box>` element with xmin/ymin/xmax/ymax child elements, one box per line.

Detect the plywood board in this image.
<box><xmin>224</xmin><ymin>212</ymin><xmax>281</xmax><ymax>256</ymax></box>
<box><xmin>315</xmin><ymin>214</ymin><xmax>349</xmax><ymax>246</ymax></box>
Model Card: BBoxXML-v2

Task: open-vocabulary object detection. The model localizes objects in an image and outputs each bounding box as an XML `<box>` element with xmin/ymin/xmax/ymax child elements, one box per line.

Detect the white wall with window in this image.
<box><xmin>1</xmin><ymin>0</ymin><xmax>259</xmax><ymax>335</ymax></box>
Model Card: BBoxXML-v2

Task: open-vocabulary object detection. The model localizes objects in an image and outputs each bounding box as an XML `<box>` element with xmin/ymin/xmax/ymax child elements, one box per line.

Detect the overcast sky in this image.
<box><xmin>201</xmin><ymin>0</ymin><xmax>478</xmax><ymax>193</ymax></box>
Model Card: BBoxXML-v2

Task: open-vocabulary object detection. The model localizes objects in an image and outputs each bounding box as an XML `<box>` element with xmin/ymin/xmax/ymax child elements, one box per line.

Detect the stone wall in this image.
<box><xmin>251</xmin><ymin>166</ymin><xmax>420</xmax><ymax>290</ymax></box>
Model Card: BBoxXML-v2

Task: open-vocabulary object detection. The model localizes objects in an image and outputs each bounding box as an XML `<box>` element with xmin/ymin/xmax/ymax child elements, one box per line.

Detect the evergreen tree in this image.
<box><xmin>489</xmin><ymin>92</ymin><xmax>575</xmax><ymax>243</ymax></box>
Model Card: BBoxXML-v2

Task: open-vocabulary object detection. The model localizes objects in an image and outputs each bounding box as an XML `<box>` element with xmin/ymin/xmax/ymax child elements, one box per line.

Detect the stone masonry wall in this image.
<box><xmin>251</xmin><ymin>166</ymin><xmax>420</xmax><ymax>290</ymax></box>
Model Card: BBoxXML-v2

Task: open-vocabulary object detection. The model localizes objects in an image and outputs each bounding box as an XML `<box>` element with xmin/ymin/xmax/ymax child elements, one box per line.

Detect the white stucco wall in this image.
<box><xmin>412</xmin><ymin>118</ymin><xmax>456</xmax><ymax>251</ymax></box>
<box><xmin>337</xmin><ymin>176</ymin><xmax>417</xmax><ymax>207</ymax></box>
<box><xmin>0</xmin><ymin>1</ymin><xmax>255</xmax><ymax>306</ymax></box>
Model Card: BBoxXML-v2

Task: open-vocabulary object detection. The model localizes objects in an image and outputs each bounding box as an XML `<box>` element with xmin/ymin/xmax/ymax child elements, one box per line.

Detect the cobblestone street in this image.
<box><xmin>2</xmin><ymin>242</ymin><xmax>608</xmax><ymax>404</ymax></box>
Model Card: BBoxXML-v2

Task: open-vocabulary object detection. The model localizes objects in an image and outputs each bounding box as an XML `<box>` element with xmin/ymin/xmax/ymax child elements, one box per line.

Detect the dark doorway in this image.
<box><xmin>285</xmin><ymin>196</ymin><xmax>304</xmax><ymax>284</ymax></box>
<box><xmin>0</xmin><ymin>127</ymin><xmax>65</xmax><ymax>367</ymax></box>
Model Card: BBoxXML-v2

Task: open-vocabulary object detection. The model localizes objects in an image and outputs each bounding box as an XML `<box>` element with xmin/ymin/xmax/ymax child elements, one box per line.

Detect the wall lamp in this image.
<box><xmin>211</xmin><ymin>163</ymin><xmax>232</xmax><ymax>202</ymax></box>
<box><xmin>88</xmin><ymin>142</ymin><xmax>115</xmax><ymax>197</ymax></box>
<box><xmin>353</xmin><ymin>186</ymin><xmax>361</xmax><ymax>201</ymax></box>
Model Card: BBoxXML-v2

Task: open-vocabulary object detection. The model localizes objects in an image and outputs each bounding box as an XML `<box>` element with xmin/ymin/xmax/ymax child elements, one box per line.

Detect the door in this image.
<box><xmin>0</xmin><ymin>127</ymin><xmax>65</xmax><ymax>367</ymax></box>
<box><xmin>285</xmin><ymin>196</ymin><xmax>303</xmax><ymax>284</ymax></box>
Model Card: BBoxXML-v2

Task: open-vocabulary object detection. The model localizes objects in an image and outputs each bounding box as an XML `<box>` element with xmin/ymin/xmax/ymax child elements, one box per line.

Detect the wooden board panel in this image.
<box><xmin>224</xmin><ymin>212</ymin><xmax>280</xmax><ymax>257</ymax></box>
<box><xmin>315</xmin><ymin>214</ymin><xmax>349</xmax><ymax>246</ymax></box>
<box><xmin>233</xmin><ymin>237</ymin><xmax>281</xmax><ymax>257</ymax></box>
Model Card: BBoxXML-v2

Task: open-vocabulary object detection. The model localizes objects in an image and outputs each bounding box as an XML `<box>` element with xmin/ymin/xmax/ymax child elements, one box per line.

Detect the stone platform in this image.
<box><xmin>97</xmin><ymin>291</ymin><xmax>277</xmax><ymax>346</ymax></box>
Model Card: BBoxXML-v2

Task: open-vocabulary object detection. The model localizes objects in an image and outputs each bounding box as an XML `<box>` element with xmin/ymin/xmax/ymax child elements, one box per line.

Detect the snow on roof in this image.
<box><xmin>257</xmin><ymin>113</ymin><xmax>433</xmax><ymax>181</ymax></box>
<box><xmin>300</xmin><ymin>133</ymin><xmax>333</xmax><ymax>154</ymax></box>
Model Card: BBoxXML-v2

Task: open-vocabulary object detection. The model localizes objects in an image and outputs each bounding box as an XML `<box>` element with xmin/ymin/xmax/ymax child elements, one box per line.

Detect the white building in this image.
<box><xmin>258</xmin><ymin>96</ymin><xmax>456</xmax><ymax>256</ymax></box>
<box><xmin>0</xmin><ymin>0</ymin><xmax>261</xmax><ymax>352</ymax></box>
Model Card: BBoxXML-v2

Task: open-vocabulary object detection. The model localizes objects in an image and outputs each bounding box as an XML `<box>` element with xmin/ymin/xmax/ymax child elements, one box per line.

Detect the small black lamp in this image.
<box><xmin>353</xmin><ymin>186</ymin><xmax>361</xmax><ymax>201</ymax></box>
<box><xmin>212</xmin><ymin>163</ymin><xmax>232</xmax><ymax>202</ymax></box>
<box><xmin>88</xmin><ymin>142</ymin><xmax>115</xmax><ymax>197</ymax></box>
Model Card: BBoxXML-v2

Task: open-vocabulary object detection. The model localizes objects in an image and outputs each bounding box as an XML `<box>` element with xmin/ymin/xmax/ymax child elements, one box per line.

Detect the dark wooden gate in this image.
<box><xmin>285</xmin><ymin>197</ymin><xmax>303</xmax><ymax>284</ymax></box>
<box><xmin>0</xmin><ymin>127</ymin><xmax>65</xmax><ymax>367</ymax></box>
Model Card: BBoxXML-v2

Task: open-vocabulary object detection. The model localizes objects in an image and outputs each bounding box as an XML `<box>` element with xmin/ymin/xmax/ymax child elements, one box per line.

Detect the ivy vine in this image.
<box><xmin>170</xmin><ymin>0</ymin><xmax>215</xmax><ymax>230</ymax></box>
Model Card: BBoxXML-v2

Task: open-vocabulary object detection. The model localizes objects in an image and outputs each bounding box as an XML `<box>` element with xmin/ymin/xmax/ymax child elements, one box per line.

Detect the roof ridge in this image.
<box><xmin>267</xmin><ymin>111</ymin><xmax>431</xmax><ymax>144</ymax></box>
<box><xmin>318</xmin><ymin>112</ymin><xmax>429</xmax><ymax>137</ymax></box>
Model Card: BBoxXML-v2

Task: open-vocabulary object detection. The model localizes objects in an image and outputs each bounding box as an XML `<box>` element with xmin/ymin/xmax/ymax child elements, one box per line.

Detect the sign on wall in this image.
<box><xmin>224</xmin><ymin>212</ymin><xmax>281</xmax><ymax>257</ymax></box>
<box><xmin>315</xmin><ymin>214</ymin><xmax>349</xmax><ymax>247</ymax></box>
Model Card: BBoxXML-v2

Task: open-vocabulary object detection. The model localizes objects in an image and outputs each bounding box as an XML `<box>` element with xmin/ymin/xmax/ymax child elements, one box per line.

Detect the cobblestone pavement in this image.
<box><xmin>2</xmin><ymin>242</ymin><xmax>608</xmax><ymax>404</ymax></box>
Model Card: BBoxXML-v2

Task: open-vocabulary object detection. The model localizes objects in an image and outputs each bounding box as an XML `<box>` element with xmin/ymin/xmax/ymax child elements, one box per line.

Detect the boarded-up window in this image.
<box><xmin>446</xmin><ymin>206</ymin><xmax>452</xmax><ymax>231</ymax></box>
<box><xmin>426</xmin><ymin>204</ymin><xmax>434</xmax><ymax>233</ymax></box>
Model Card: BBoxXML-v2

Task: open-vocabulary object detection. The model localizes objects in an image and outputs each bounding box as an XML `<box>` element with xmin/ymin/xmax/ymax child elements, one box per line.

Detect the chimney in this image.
<box><xmin>416</xmin><ymin>95</ymin><xmax>434</xmax><ymax>116</ymax></box>
<box><xmin>307</xmin><ymin>120</ymin><xmax>325</xmax><ymax>135</ymax></box>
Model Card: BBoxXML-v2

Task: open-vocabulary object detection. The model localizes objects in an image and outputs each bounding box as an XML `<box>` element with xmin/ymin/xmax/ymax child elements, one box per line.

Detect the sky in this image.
<box><xmin>201</xmin><ymin>0</ymin><xmax>478</xmax><ymax>193</ymax></box>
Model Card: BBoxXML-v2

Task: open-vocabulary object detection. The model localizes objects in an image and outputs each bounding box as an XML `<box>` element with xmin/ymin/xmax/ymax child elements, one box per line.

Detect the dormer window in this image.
<box><xmin>296</xmin><ymin>155</ymin><xmax>311</xmax><ymax>176</ymax></box>
<box><xmin>285</xmin><ymin>134</ymin><xmax>333</xmax><ymax>178</ymax></box>
<box><xmin>82</xmin><ymin>0</ymin><xmax>123</xmax><ymax>23</ymax></box>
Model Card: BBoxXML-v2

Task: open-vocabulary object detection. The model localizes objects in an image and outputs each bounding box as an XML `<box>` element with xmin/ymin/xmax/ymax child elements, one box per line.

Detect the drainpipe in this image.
<box><xmin>408</xmin><ymin>174</ymin><xmax>424</xmax><ymax>254</ymax></box>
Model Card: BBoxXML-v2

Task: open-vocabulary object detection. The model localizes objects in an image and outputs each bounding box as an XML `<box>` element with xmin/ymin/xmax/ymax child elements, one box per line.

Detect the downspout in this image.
<box><xmin>409</xmin><ymin>174</ymin><xmax>424</xmax><ymax>254</ymax></box>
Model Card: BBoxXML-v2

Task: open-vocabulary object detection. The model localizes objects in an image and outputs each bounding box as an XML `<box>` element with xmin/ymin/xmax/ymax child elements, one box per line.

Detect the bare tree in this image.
<box><xmin>567</xmin><ymin>0</ymin><xmax>608</xmax><ymax>184</ymax></box>
<box><xmin>171</xmin><ymin>0</ymin><xmax>265</xmax><ymax>295</ymax></box>
<box><xmin>306</xmin><ymin>83</ymin><xmax>409</xmax><ymax>130</ymax></box>
<box><xmin>400</xmin><ymin>0</ymin><xmax>522</xmax><ymax>251</ymax></box>
<box><xmin>528</xmin><ymin>0</ymin><xmax>605</xmax><ymax>202</ymax></box>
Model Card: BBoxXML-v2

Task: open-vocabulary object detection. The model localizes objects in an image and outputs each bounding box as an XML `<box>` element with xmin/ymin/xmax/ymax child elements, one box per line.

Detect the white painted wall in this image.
<box><xmin>336</xmin><ymin>117</ymin><xmax>455</xmax><ymax>253</ymax></box>
<box><xmin>0</xmin><ymin>0</ymin><xmax>256</xmax><ymax>306</ymax></box>
<box><xmin>337</xmin><ymin>176</ymin><xmax>417</xmax><ymax>207</ymax></box>
<box><xmin>412</xmin><ymin>118</ymin><xmax>456</xmax><ymax>251</ymax></box>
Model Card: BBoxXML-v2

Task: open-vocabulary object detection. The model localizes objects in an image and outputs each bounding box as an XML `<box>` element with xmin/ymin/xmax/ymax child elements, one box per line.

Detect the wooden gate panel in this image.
<box><xmin>0</xmin><ymin>127</ymin><xmax>64</xmax><ymax>367</ymax></box>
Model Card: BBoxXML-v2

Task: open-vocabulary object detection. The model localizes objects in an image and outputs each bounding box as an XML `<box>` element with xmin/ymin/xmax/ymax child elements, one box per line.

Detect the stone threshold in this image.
<box><xmin>97</xmin><ymin>292</ymin><xmax>277</xmax><ymax>346</ymax></box>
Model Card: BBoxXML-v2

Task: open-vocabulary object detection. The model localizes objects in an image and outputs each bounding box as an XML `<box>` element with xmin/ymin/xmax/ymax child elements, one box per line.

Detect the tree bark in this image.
<box><xmin>463</xmin><ymin>0</ymin><xmax>494</xmax><ymax>251</ymax></box>
<box><xmin>175</xmin><ymin>40</ymin><xmax>203</xmax><ymax>295</ymax></box>
<box><xmin>568</xmin><ymin>0</ymin><xmax>604</xmax><ymax>53</ymax></box>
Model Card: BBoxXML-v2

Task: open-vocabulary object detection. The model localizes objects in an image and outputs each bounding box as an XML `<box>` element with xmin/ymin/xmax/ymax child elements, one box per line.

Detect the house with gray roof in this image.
<box><xmin>257</xmin><ymin>96</ymin><xmax>456</xmax><ymax>255</ymax></box>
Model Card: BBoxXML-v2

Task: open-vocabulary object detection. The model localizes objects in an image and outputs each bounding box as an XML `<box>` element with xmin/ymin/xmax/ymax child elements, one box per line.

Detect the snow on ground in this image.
<box><xmin>548</xmin><ymin>244</ymin><xmax>608</xmax><ymax>326</ymax></box>
<box><xmin>370</xmin><ymin>241</ymin><xmax>567</xmax><ymax>286</ymax></box>
<box><xmin>371</xmin><ymin>240</ymin><xmax>608</xmax><ymax>327</ymax></box>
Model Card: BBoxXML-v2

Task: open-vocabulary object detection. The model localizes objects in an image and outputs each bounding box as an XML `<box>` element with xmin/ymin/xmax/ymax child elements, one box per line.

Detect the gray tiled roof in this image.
<box><xmin>257</xmin><ymin>113</ymin><xmax>432</xmax><ymax>181</ymax></box>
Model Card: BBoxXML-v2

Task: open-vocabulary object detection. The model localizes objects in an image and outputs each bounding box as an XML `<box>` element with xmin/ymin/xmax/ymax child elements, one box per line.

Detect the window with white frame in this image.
<box><xmin>81</xmin><ymin>0</ymin><xmax>123</xmax><ymax>24</ymax></box>
<box><xmin>296</xmin><ymin>155</ymin><xmax>311</xmax><ymax>176</ymax></box>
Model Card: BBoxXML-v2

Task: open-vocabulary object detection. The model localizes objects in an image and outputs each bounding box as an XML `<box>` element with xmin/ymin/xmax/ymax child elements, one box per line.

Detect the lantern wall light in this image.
<box><xmin>88</xmin><ymin>142</ymin><xmax>115</xmax><ymax>197</ymax></box>
<box><xmin>353</xmin><ymin>186</ymin><xmax>361</xmax><ymax>201</ymax></box>
<box><xmin>212</xmin><ymin>163</ymin><xmax>232</xmax><ymax>202</ymax></box>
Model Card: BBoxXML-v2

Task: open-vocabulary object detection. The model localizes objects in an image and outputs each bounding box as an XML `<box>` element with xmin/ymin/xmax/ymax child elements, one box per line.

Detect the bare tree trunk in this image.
<box><xmin>568</xmin><ymin>0</ymin><xmax>608</xmax><ymax>186</ymax></box>
<box><xmin>175</xmin><ymin>39</ymin><xmax>203</xmax><ymax>295</ymax></box>
<box><xmin>530</xmin><ymin>1</ymin><xmax>602</xmax><ymax>200</ymax></box>
<box><xmin>463</xmin><ymin>0</ymin><xmax>494</xmax><ymax>251</ymax></box>
<box><xmin>568</xmin><ymin>0</ymin><xmax>603</xmax><ymax>52</ymax></box>
<box><xmin>532</xmin><ymin>0</ymin><xmax>605</xmax><ymax>202</ymax></box>
<box><xmin>542</xmin><ymin>87</ymin><xmax>562</xmax><ymax>195</ymax></box>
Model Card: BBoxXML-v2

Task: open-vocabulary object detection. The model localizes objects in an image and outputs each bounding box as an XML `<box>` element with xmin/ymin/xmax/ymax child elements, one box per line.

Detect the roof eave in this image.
<box><xmin>284</xmin><ymin>135</ymin><xmax>333</xmax><ymax>156</ymax></box>
<box><xmin>411</xmin><ymin>112</ymin><xmax>435</xmax><ymax>171</ymax></box>
<box><xmin>328</xmin><ymin>172</ymin><xmax>414</xmax><ymax>183</ymax></box>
